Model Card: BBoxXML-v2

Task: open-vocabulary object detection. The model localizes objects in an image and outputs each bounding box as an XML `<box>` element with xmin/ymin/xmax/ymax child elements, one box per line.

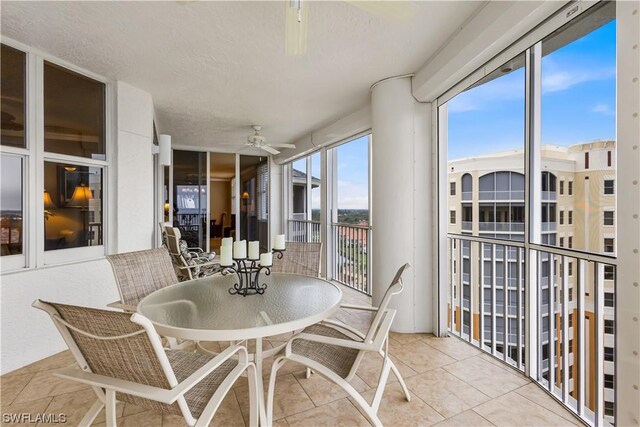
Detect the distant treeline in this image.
<box><xmin>311</xmin><ymin>209</ymin><xmax>369</xmax><ymax>224</ymax></box>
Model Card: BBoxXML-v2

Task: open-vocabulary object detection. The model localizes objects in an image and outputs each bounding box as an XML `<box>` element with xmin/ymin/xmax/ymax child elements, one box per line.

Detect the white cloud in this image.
<box><xmin>542</xmin><ymin>67</ymin><xmax>615</xmax><ymax>93</ymax></box>
<box><xmin>337</xmin><ymin>181</ymin><xmax>369</xmax><ymax>209</ymax></box>
<box><xmin>590</xmin><ymin>103</ymin><xmax>615</xmax><ymax>116</ymax></box>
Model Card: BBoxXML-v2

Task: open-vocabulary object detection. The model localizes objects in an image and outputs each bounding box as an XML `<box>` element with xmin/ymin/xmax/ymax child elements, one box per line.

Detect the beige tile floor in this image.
<box><xmin>1</xmin><ymin>285</ymin><xmax>582</xmax><ymax>427</ymax></box>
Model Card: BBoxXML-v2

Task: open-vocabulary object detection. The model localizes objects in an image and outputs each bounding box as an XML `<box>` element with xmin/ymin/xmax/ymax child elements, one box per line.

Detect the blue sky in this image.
<box><xmin>297</xmin><ymin>19</ymin><xmax>615</xmax><ymax>210</ymax></box>
<box><xmin>448</xmin><ymin>20</ymin><xmax>616</xmax><ymax>161</ymax></box>
<box><xmin>296</xmin><ymin>135</ymin><xmax>369</xmax><ymax>210</ymax></box>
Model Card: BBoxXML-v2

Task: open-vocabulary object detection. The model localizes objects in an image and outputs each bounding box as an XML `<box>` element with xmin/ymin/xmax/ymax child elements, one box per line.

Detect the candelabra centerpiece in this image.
<box><xmin>220</xmin><ymin>235</ymin><xmax>286</xmax><ymax>297</ymax></box>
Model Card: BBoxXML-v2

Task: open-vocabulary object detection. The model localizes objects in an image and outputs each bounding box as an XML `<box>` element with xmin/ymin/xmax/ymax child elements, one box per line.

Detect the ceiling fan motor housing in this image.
<box><xmin>247</xmin><ymin>134</ymin><xmax>266</xmax><ymax>145</ymax></box>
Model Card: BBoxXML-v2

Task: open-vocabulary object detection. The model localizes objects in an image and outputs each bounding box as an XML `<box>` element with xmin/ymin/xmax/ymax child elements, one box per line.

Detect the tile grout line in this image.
<box><xmin>5</xmin><ymin>372</ymin><xmax>39</xmax><ymax>407</ymax></box>
<box><xmin>512</xmin><ymin>384</ymin><xmax>585</xmax><ymax>426</ymax></box>
<box><xmin>469</xmin><ymin>408</ymin><xmax>498</xmax><ymax>426</ymax></box>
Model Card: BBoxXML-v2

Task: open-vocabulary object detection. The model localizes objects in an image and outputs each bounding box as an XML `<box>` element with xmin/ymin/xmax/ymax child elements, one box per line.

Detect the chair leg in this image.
<box><xmin>388</xmin><ymin>358</ymin><xmax>411</xmax><ymax>402</ymax></box>
<box><xmin>305</xmin><ymin>367</ymin><xmax>313</xmax><ymax>379</ymax></box>
<box><xmin>266</xmin><ymin>357</ymin><xmax>287</xmax><ymax>425</ymax></box>
<box><xmin>371</xmin><ymin>357</ymin><xmax>392</xmax><ymax>414</ymax></box>
<box><xmin>78</xmin><ymin>400</ymin><xmax>104</xmax><ymax>427</ymax></box>
<box><xmin>105</xmin><ymin>389</ymin><xmax>117</xmax><ymax>427</ymax></box>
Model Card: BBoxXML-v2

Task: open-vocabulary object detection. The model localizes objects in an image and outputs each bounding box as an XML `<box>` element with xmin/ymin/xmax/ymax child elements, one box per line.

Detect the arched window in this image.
<box><xmin>461</xmin><ymin>173</ymin><xmax>472</xmax><ymax>200</ymax></box>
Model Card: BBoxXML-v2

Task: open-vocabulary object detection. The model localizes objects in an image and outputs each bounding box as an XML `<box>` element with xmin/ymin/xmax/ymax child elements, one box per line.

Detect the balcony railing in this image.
<box><xmin>478</xmin><ymin>190</ymin><xmax>525</xmax><ymax>201</ymax></box>
<box><xmin>287</xmin><ymin>219</ymin><xmax>321</xmax><ymax>243</ymax></box>
<box><xmin>332</xmin><ymin>223</ymin><xmax>371</xmax><ymax>295</ymax></box>
<box><xmin>478</xmin><ymin>221</ymin><xmax>525</xmax><ymax>232</ymax></box>
<box><xmin>448</xmin><ymin>233</ymin><xmax>617</xmax><ymax>426</ymax></box>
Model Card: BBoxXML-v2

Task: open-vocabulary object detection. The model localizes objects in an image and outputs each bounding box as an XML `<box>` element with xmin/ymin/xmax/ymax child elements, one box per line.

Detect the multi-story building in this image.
<box><xmin>447</xmin><ymin>140</ymin><xmax>616</xmax><ymax>423</ymax></box>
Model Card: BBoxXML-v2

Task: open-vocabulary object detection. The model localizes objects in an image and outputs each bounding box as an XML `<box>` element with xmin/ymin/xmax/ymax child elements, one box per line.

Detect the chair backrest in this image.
<box><xmin>32</xmin><ymin>300</ymin><xmax>186</xmax><ymax>417</ymax></box>
<box><xmin>163</xmin><ymin>227</ymin><xmax>195</xmax><ymax>281</ymax></box>
<box><xmin>364</xmin><ymin>263</ymin><xmax>411</xmax><ymax>344</ymax></box>
<box><xmin>106</xmin><ymin>248</ymin><xmax>178</xmax><ymax>306</ymax></box>
<box><xmin>164</xmin><ymin>226</ymin><xmax>181</xmax><ymax>256</ymax></box>
<box><xmin>271</xmin><ymin>241</ymin><xmax>322</xmax><ymax>277</ymax></box>
<box><xmin>159</xmin><ymin>222</ymin><xmax>172</xmax><ymax>247</ymax></box>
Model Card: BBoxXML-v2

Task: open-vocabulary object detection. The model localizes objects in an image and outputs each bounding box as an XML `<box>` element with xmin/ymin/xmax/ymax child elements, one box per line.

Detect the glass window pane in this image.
<box><xmin>336</xmin><ymin>135</ymin><xmax>369</xmax><ymax>224</ymax></box>
<box><xmin>44</xmin><ymin>162</ymin><xmax>103</xmax><ymax>250</ymax></box>
<box><xmin>1</xmin><ymin>155</ymin><xmax>24</xmax><ymax>255</ymax></box>
<box><xmin>311</xmin><ymin>152</ymin><xmax>321</xmax><ymax>221</ymax></box>
<box><xmin>1</xmin><ymin>44</ymin><xmax>26</xmax><ymax>148</ymax></box>
<box><xmin>239</xmin><ymin>155</ymin><xmax>269</xmax><ymax>252</ymax></box>
<box><xmin>173</xmin><ymin>150</ymin><xmax>207</xmax><ymax>249</ymax></box>
<box><xmin>291</xmin><ymin>158</ymin><xmax>306</xmax><ymax>220</ymax></box>
<box><xmin>44</xmin><ymin>61</ymin><xmax>105</xmax><ymax>159</ymax></box>
<box><xmin>540</xmin><ymin>2</ymin><xmax>615</xmax><ymax>255</ymax></box>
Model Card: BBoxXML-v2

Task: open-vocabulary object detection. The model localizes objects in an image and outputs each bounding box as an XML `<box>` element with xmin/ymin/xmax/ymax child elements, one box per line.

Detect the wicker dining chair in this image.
<box><xmin>33</xmin><ymin>300</ymin><xmax>262</xmax><ymax>427</ymax></box>
<box><xmin>271</xmin><ymin>241</ymin><xmax>322</xmax><ymax>277</ymax></box>
<box><xmin>164</xmin><ymin>226</ymin><xmax>219</xmax><ymax>281</ymax></box>
<box><xmin>106</xmin><ymin>248</ymin><xmax>178</xmax><ymax>312</ymax></box>
<box><xmin>266</xmin><ymin>263</ymin><xmax>412</xmax><ymax>427</ymax></box>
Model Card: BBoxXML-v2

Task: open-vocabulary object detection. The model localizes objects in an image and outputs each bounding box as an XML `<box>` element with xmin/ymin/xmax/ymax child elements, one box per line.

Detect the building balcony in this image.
<box><xmin>478</xmin><ymin>222</ymin><xmax>525</xmax><ymax>233</ymax></box>
<box><xmin>478</xmin><ymin>190</ymin><xmax>525</xmax><ymax>201</ymax></box>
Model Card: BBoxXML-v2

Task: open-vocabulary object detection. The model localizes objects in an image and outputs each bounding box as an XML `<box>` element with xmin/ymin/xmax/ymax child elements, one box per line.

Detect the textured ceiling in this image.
<box><xmin>1</xmin><ymin>1</ymin><xmax>482</xmax><ymax>153</ymax></box>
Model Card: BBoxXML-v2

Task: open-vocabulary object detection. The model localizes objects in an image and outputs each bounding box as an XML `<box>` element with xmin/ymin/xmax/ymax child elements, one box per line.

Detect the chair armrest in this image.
<box><xmin>321</xmin><ymin>319</ymin><xmax>367</xmax><ymax>340</ymax></box>
<box><xmin>340</xmin><ymin>304</ymin><xmax>378</xmax><ymax>312</ymax></box>
<box><xmin>54</xmin><ymin>366</ymin><xmax>178</xmax><ymax>403</ymax></box>
<box><xmin>106</xmin><ymin>301</ymin><xmax>137</xmax><ymax>312</ymax></box>
<box><xmin>286</xmin><ymin>332</ymin><xmax>375</xmax><ymax>356</ymax></box>
<box><xmin>187</xmin><ymin>247</ymin><xmax>204</xmax><ymax>253</ymax></box>
<box><xmin>177</xmin><ymin>260</ymin><xmax>220</xmax><ymax>271</ymax></box>
<box><xmin>54</xmin><ymin>344</ymin><xmax>250</xmax><ymax>405</ymax></box>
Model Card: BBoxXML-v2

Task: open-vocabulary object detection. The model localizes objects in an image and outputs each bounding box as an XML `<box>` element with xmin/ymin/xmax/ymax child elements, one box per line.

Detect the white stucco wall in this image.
<box><xmin>0</xmin><ymin>80</ymin><xmax>155</xmax><ymax>375</ymax></box>
<box><xmin>115</xmin><ymin>81</ymin><xmax>155</xmax><ymax>253</ymax></box>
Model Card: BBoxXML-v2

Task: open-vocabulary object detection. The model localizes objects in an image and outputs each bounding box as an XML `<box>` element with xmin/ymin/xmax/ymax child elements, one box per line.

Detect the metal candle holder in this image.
<box><xmin>223</xmin><ymin>249</ymin><xmax>285</xmax><ymax>296</ymax></box>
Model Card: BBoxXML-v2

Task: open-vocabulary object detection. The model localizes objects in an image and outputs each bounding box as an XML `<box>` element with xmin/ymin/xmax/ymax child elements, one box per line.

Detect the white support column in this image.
<box><xmin>371</xmin><ymin>76</ymin><xmax>432</xmax><ymax>333</ymax></box>
<box><xmin>616</xmin><ymin>2</ymin><xmax>640</xmax><ymax>425</ymax></box>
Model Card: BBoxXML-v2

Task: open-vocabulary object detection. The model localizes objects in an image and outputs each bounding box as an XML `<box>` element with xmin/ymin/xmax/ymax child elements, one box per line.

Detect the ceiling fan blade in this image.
<box><xmin>261</xmin><ymin>145</ymin><xmax>281</xmax><ymax>155</ymax></box>
<box><xmin>345</xmin><ymin>1</ymin><xmax>417</xmax><ymax>23</ymax></box>
<box><xmin>269</xmin><ymin>143</ymin><xmax>296</xmax><ymax>149</ymax></box>
<box><xmin>285</xmin><ymin>0</ymin><xmax>309</xmax><ymax>55</ymax></box>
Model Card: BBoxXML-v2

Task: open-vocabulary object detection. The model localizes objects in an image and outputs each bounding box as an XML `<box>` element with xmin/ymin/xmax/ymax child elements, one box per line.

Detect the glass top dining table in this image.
<box><xmin>137</xmin><ymin>272</ymin><xmax>343</xmax><ymax>342</ymax></box>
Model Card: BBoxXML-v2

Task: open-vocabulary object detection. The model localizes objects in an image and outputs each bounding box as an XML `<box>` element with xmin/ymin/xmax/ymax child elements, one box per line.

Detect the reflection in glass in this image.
<box><xmin>172</xmin><ymin>150</ymin><xmax>207</xmax><ymax>249</ymax></box>
<box><xmin>1</xmin><ymin>44</ymin><xmax>26</xmax><ymax>148</ymax></box>
<box><xmin>44</xmin><ymin>61</ymin><xmax>105</xmax><ymax>159</ymax></box>
<box><xmin>1</xmin><ymin>155</ymin><xmax>23</xmax><ymax>255</ymax></box>
<box><xmin>209</xmin><ymin>153</ymin><xmax>236</xmax><ymax>246</ymax></box>
<box><xmin>44</xmin><ymin>161</ymin><xmax>103</xmax><ymax>250</ymax></box>
<box><xmin>240</xmin><ymin>155</ymin><xmax>269</xmax><ymax>252</ymax></box>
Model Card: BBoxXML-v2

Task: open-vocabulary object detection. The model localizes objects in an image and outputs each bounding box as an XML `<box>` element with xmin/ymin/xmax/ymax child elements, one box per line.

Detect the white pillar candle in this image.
<box><xmin>221</xmin><ymin>237</ymin><xmax>233</xmax><ymax>248</ymax></box>
<box><xmin>273</xmin><ymin>234</ymin><xmax>286</xmax><ymax>250</ymax></box>
<box><xmin>220</xmin><ymin>245</ymin><xmax>233</xmax><ymax>266</ymax></box>
<box><xmin>259</xmin><ymin>252</ymin><xmax>273</xmax><ymax>267</ymax></box>
<box><xmin>233</xmin><ymin>240</ymin><xmax>247</xmax><ymax>259</ymax></box>
<box><xmin>248</xmin><ymin>241</ymin><xmax>260</xmax><ymax>260</ymax></box>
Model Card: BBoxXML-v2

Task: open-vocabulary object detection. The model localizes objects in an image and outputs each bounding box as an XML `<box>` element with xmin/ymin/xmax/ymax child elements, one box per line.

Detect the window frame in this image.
<box><xmin>604</xmin><ymin>179</ymin><xmax>615</xmax><ymax>195</ymax></box>
<box><xmin>604</xmin><ymin>210</ymin><xmax>615</xmax><ymax>226</ymax></box>
<box><xmin>1</xmin><ymin>37</ymin><xmax>113</xmax><ymax>273</ymax></box>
